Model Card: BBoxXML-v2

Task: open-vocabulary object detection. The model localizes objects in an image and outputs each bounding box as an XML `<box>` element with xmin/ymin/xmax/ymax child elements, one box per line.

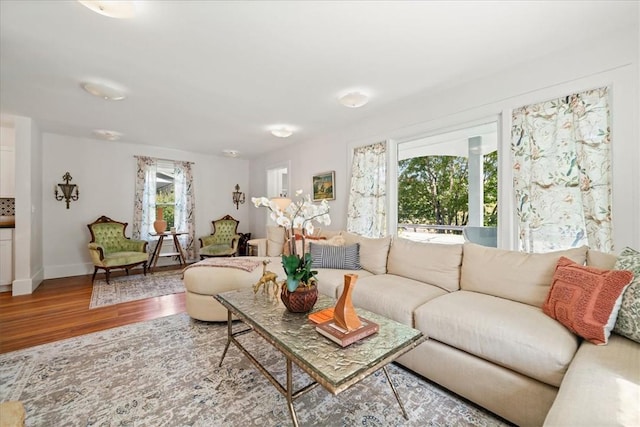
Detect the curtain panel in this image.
<box><xmin>347</xmin><ymin>141</ymin><xmax>387</xmax><ymax>238</ymax></box>
<box><xmin>511</xmin><ymin>87</ymin><xmax>612</xmax><ymax>253</ymax></box>
<box><xmin>132</xmin><ymin>156</ymin><xmax>157</xmax><ymax>242</ymax></box>
<box><xmin>174</xmin><ymin>161</ymin><xmax>196</xmax><ymax>260</ymax></box>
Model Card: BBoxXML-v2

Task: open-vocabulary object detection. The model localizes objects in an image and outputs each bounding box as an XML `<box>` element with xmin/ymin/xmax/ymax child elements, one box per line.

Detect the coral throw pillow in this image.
<box><xmin>543</xmin><ymin>256</ymin><xmax>633</xmax><ymax>345</ymax></box>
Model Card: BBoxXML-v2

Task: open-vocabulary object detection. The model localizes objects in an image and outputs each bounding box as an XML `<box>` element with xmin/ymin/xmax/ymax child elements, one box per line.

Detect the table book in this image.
<box><xmin>315</xmin><ymin>316</ymin><xmax>379</xmax><ymax>347</ymax></box>
<box><xmin>308</xmin><ymin>307</ymin><xmax>334</xmax><ymax>324</ymax></box>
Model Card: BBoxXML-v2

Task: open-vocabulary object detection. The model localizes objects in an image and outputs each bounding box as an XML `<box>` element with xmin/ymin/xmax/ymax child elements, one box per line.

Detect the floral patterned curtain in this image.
<box><xmin>174</xmin><ymin>161</ymin><xmax>196</xmax><ymax>260</ymax></box>
<box><xmin>511</xmin><ymin>87</ymin><xmax>612</xmax><ymax>253</ymax></box>
<box><xmin>132</xmin><ymin>156</ymin><xmax>157</xmax><ymax>242</ymax></box>
<box><xmin>347</xmin><ymin>141</ymin><xmax>387</xmax><ymax>238</ymax></box>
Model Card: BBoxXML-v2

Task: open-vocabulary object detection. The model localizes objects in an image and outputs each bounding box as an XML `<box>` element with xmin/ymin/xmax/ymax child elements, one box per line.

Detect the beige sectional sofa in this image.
<box><xmin>183</xmin><ymin>230</ymin><xmax>640</xmax><ymax>427</ymax></box>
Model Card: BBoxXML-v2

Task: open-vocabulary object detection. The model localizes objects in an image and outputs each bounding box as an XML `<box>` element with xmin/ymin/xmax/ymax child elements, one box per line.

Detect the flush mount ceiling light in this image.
<box><xmin>81</xmin><ymin>82</ymin><xmax>127</xmax><ymax>101</ymax></box>
<box><xmin>78</xmin><ymin>1</ymin><xmax>136</xmax><ymax>19</ymax></box>
<box><xmin>338</xmin><ymin>91</ymin><xmax>369</xmax><ymax>108</ymax></box>
<box><xmin>92</xmin><ymin>129</ymin><xmax>123</xmax><ymax>141</ymax></box>
<box><xmin>223</xmin><ymin>149</ymin><xmax>240</xmax><ymax>158</ymax></box>
<box><xmin>270</xmin><ymin>127</ymin><xmax>293</xmax><ymax>138</ymax></box>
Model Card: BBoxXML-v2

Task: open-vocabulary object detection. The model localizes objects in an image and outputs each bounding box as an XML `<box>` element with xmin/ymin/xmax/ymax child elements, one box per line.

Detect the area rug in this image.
<box><xmin>0</xmin><ymin>313</ymin><xmax>511</xmax><ymax>427</ymax></box>
<box><xmin>89</xmin><ymin>270</ymin><xmax>185</xmax><ymax>309</ymax></box>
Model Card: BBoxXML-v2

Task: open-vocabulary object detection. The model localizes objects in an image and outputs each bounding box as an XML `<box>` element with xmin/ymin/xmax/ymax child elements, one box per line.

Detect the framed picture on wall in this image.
<box><xmin>312</xmin><ymin>171</ymin><xmax>335</xmax><ymax>201</ymax></box>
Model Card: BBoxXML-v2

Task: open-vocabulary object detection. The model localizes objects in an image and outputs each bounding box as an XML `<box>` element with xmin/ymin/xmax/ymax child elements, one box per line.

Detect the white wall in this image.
<box><xmin>12</xmin><ymin>115</ymin><xmax>44</xmax><ymax>295</ymax></box>
<box><xmin>249</xmin><ymin>27</ymin><xmax>640</xmax><ymax>251</ymax></box>
<box><xmin>42</xmin><ymin>134</ymin><xmax>250</xmax><ymax>279</ymax></box>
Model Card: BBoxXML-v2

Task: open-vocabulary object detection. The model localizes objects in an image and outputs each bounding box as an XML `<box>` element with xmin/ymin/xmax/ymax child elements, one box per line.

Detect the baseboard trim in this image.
<box><xmin>13</xmin><ymin>266</ymin><xmax>44</xmax><ymax>295</ymax></box>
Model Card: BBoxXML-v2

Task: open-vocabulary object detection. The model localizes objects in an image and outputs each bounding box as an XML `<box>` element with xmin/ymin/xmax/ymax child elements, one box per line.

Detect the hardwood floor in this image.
<box><xmin>0</xmin><ymin>266</ymin><xmax>186</xmax><ymax>354</ymax></box>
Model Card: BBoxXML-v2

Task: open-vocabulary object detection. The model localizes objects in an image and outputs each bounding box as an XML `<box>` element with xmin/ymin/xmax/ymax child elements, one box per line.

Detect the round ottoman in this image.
<box><xmin>183</xmin><ymin>256</ymin><xmax>284</xmax><ymax>321</ymax></box>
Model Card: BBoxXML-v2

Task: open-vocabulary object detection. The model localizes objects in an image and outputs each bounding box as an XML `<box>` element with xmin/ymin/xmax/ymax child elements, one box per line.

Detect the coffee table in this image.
<box><xmin>215</xmin><ymin>289</ymin><xmax>426</xmax><ymax>426</ymax></box>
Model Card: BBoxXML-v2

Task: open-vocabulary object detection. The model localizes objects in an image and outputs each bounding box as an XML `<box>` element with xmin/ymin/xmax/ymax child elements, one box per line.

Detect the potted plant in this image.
<box><xmin>252</xmin><ymin>190</ymin><xmax>331</xmax><ymax>312</ymax></box>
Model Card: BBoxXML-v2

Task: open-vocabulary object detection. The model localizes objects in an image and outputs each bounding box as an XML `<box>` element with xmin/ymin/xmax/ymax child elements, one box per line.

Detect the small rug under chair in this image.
<box><xmin>0</xmin><ymin>313</ymin><xmax>510</xmax><ymax>426</ymax></box>
<box><xmin>89</xmin><ymin>270</ymin><xmax>185</xmax><ymax>309</ymax></box>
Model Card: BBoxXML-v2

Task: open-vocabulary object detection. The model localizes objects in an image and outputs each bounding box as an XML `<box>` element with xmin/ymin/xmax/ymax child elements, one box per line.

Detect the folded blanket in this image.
<box><xmin>183</xmin><ymin>257</ymin><xmax>262</xmax><ymax>273</ymax></box>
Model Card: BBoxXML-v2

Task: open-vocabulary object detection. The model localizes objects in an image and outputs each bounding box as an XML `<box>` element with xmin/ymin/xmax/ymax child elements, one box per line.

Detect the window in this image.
<box><xmin>396</xmin><ymin>122</ymin><xmax>498</xmax><ymax>244</ymax></box>
<box><xmin>155</xmin><ymin>160</ymin><xmax>175</xmax><ymax>230</ymax></box>
<box><xmin>133</xmin><ymin>156</ymin><xmax>196</xmax><ymax>260</ymax></box>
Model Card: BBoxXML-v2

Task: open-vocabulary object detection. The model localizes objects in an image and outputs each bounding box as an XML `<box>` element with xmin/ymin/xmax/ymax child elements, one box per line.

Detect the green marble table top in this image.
<box><xmin>215</xmin><ymin>288</ymin><xmax>425</xmax><ymax>393</ymax></box>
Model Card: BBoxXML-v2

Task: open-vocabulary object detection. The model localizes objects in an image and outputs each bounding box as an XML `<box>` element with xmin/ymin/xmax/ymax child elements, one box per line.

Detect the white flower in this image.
<box><xmin>305</xmin><ymin>222</ymin><xmax>314</xmax><ymax>235</ymax></box>
<box><xmin>252</xmin><ymin>191</ymin><xmax>331</xmax><ymax>244</ymax></box>
<box><xmin>276</xmin><ymin>216</ymin><xmax>291</xmax><ymax>228</ymax></box>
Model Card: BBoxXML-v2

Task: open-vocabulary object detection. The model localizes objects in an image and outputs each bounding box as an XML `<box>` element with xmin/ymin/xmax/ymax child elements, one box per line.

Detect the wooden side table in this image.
<box><xmin>149</xmin><ymin>231</ymin><xmax>188</xmax><ymax>270</ymax></box>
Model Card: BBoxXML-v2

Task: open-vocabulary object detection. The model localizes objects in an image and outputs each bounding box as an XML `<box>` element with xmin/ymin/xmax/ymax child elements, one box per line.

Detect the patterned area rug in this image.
<box><xmin>0</xmin><ymin>314</ymin><xmax>510</xmax><ymax>426</ymax></box>
<box><xmin>89</xmin><ymin>270</ymin><xmax>185</xmax><ymax>309</ymax></box>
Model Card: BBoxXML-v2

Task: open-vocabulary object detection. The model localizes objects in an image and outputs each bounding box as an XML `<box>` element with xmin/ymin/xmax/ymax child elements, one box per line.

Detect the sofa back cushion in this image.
<box><xmin>461</xmin><ymin>243</ymin><xmax>588</xmax><ymax>307</ymax></box>
<box><xmin>387</xmin><ymin>238</ymin><xmax>462</xmax><ymax>292</ymax></box>
<box><xmin>586</xmin><ymin>249</ymin><xmax>617</xmax><ymax>269</ymax></box>
<box><xmin>341</xmin><ymin>232</ymin><xmax>391</xmax><ymax>274</ymax></box>
<box><xmin>266</xmin><ymin>226</ymin><xmax>286</xmax><ymax>257</ymax></box>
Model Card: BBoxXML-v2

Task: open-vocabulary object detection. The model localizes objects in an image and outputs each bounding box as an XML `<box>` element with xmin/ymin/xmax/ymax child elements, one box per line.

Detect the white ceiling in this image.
<box><xmin>0</xmin><ymin>1</ymin><xmax>637</xmax><ymax>158</ymax></box>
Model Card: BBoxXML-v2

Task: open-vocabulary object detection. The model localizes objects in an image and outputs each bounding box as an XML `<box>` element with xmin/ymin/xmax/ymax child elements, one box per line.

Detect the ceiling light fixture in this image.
<box><xmin>81</xmin><ymin>82</ymin><xmax>127</xmax><ymax>101</ymax></box>
<box><xmin>338</xmin><ymin>91</ymin><xmax>369</xmax><ymax>108</ymax></box>
<box><xmin>270</xmin><ymin>127</ymin><xmax>293</xmax><ymax>138</ymax></box>
<box><xmin>223</xmin><ymin>149</ymin><xmax>240</xmax><ymax>158</ymax></box>
<box><xmin>77</xmin><ymin>1</ymin><xmax>136</xmax><ymax>19</ymax></box>
<box><xmin>92</xmin><ymin>129</ymin><xmax>123</xmax><ymax>141</ymax></box>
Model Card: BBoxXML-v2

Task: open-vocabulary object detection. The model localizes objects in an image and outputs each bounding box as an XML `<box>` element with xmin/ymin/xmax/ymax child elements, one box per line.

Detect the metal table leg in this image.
<box><xmin>218</xmin><ymin>310</ymin><xmax>233</xmax><ymax>367</ymax></box>
<box><xmin>383</xmin><ymin>365</ymin><xmax>408</xmax><ymax>420</ymax></box>
<box><xmin>286</xmin><ymin>358</ymin><xmax>300</xmax><ymax>427</ymax></box>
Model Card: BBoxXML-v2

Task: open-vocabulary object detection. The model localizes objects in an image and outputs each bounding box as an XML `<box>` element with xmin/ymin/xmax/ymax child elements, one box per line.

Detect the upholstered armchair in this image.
<box><xmin>198</xmin><ymin>214</ymin><xmax>241</xmax><ymax>259</ymax></box>
<box><xmin>87</xmin><ymin>216</ymin><xmax>149</xmax><ymax>284</ymax></box>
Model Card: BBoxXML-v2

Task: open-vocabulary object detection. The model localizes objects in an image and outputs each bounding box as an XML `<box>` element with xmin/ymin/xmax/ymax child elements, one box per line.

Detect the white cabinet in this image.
<box><xmin>0</xmin><ymin>126</ymin><xmax>15</xmax><ymax>198</ymax></box>
<box><xmin>0</xmin><ymin>145</ymin><xmax>15</xmax><ymax>198</ymax></box>
<box><xmin>0</xmin><ymin>229</ymin><xmax>13</xmax><ymax>286</ymax></box>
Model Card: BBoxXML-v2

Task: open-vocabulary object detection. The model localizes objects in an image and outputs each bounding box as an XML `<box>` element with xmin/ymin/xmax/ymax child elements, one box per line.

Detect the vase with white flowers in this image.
<box><xmin>252</xmin><ymin>190</ymin><xmax>331</xmax><ymax>312</ymax></box>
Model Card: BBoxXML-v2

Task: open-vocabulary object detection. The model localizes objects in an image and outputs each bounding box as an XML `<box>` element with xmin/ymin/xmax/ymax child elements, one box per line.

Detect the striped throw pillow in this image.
<box><xmin>310</xmin><ymin>243</ymin><xmax>361</xmax><ymax>270</ymax></box>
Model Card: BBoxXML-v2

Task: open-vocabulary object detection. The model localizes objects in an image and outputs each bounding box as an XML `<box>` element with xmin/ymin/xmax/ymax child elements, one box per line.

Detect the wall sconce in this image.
<box><xmin>54</xmin><ymin>172</ymin><xmax>80</xmax><ymax>209</ymax></box>
<box><xmin>232</xmin><ymin>184</ymin><xmax>245</xmax><ymax>209</ymax></box>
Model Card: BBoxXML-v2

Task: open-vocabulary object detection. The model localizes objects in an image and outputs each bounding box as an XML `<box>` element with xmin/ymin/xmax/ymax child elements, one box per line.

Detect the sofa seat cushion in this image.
<box><xmin>386</xmin><ymin>238</ymin><xmax>462</xmax><ymax>292</ymax></box>
<box><xmin>184</xmin><ymin>256</ymin><xmax>285</xmax><ymax>295</ymax></box>
<box><xmin>544</xmin><ymin>334</ymin><xmax>640</xmax><ymax>427</ymax></box>
<box><xmin>415</xmin><ymin>290</ymin><xmax>579</xmax><ymax>387</ymax></box>
<box><xmin>102</xmin><ymin>251</ymin><xmax>148</xmax><ymax>268</ymax></box>
<box><xmin>200</xmin><ymin>244</ymin><xmax>236</xmax><ymax>257</ymax></box>
<box><xmin>350</xmin><ymin>274</ymin><xmax>448</xmax><ymax>326</ymax></box>
<box><xmin>316</xmin><ymin>268</ymin><xmax>373</xmax><ymax>299</ymax></box>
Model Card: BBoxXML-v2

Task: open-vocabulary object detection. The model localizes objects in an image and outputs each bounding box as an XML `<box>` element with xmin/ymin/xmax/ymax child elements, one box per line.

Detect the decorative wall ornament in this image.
<box><xmin>232</xmin><ymin>184</ymin><xmax>245</xmax><ymax>209</ymax></box>
<box><xmin>54</xmin><ymin>172</ymin><xmax>79</xmax><ymax>209</ymax></box>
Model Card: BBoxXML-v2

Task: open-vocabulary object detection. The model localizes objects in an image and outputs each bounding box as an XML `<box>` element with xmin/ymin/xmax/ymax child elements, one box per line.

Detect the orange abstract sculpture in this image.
<box><xmin>333</xmin><ymin>274</ymin><xmax>361</xmax><ymax>331</ymax></box>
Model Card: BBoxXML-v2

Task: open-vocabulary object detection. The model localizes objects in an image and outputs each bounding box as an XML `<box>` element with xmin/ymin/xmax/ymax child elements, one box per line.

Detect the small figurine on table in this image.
<box><xmin>253</xmin><ymin>260</ymin><xmax>280</xmax><ymax>296</ymax></box>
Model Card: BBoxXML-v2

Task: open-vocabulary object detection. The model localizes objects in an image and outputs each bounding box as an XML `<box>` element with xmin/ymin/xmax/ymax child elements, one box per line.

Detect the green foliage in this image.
<box><xmin>281</xmin><ymin>253</ymin><xmax>317</xmax><ymax>292</ymax></box>
<box><xmin>156</xmin><ymin>190</ymin><xmax>175</xmax><ymax>227</ymax></box>
<box><xmin>398</xmin><ymin>152</ymin><xmax>498</xmax><ymax>227</ymax></box>
<box><xmin>483</xmin><ymin>151</ymin><xmax>498</xmax><ymax>226</ymax></box>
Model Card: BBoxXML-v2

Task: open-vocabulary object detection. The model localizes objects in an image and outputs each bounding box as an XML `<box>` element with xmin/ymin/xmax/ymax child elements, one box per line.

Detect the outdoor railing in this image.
<box><xmin>398</xmin><ymin>224</ymin><xmax>464</xmax><ymax>234</ymax></box>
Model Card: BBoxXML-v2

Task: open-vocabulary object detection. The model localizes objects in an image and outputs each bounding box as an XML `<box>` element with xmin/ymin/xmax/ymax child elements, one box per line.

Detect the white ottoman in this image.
<box><xmin>183</xmin><ymin>256</ymin><xmax>284</xmax><ymax>321</ymax></box>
